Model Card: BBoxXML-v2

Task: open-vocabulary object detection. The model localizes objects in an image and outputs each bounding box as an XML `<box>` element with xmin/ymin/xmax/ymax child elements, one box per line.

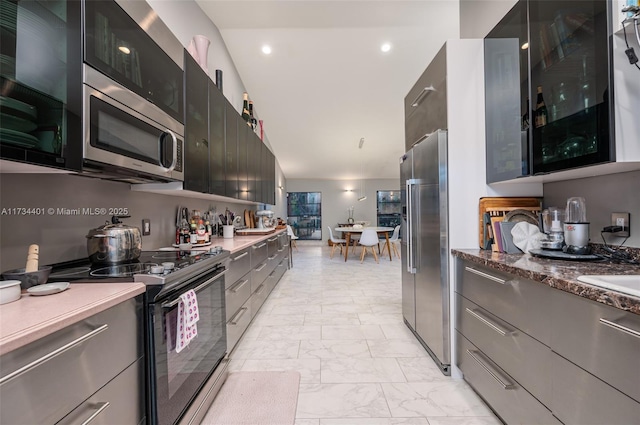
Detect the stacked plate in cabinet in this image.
<box><xmin>0</xmin><ymin>96</ymin><xmax>39</xmax><ymax>148</ymax></box>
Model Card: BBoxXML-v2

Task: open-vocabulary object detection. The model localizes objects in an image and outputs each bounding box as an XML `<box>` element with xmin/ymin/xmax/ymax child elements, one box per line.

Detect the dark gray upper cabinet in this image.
<box><xmin>209</xmin><ymin>81</ymin><xmax>226</xmax><ymax>197</ymax></box>
<box><xmin>237</xmin><ymin>120</ymin><xmax>249</xmax><ymax>201</ymax></box>
<box><xmin>485</xmin><ymin>1</ymin><xmax>530</xmax><ymax>183</ymax></box>
<box><xmin>404</xmin><ymin>43</ymin><xmax>447</xmax><ymax>151</ymax></box>
<box><xmin>184</xmin><ymin>51</ymin><xmax>209</xmax><ymax>193</ymax></box>
<box><xmin>224</xmin><ymin>100</ymin><xmax>239</xmax><ymax>199</ymax></box>
<box><xmin>485</xmin><ymin>0</ymin><xmax>614</xmax><ymax>183</ymax></box>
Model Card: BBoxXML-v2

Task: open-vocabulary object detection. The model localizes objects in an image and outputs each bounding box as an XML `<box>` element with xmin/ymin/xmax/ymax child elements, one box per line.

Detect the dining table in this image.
<box><xmin>334</xmin><ymin>226</ymin><xmax>394</xmax><ymax>262</ymax></box>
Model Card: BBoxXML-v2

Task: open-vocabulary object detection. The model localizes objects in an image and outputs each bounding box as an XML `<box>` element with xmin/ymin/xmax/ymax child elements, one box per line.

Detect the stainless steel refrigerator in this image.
<box><xmin>400</xmin><ymin>130</ymin><xmax>450</xmax><ymax>375</ymax></box>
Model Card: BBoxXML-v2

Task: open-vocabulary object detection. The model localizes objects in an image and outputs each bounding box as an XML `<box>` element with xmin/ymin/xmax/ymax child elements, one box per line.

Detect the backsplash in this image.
<box><xmin>0</xmin><ymin>173</ymin><xmax>259</xmax><ymax>271</ymax></box>
<box><xmin>543</xmin><ymin>170</ymin><xmax>640</xmax><ymax>248</ymax></box>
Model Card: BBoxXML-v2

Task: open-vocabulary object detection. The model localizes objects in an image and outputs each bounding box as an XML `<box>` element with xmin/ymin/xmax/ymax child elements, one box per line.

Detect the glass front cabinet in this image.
<box><xmin>485</xmin><ymin>0</ymin><xmax>614</xmax><ymax>183</ymax></box>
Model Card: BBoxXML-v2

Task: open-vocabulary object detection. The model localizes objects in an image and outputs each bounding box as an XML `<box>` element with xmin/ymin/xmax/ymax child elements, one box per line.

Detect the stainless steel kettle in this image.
<box><xmin>86</xmin><ymin>216</ymin><xmax>142</xmax><ymax>264</ymax></box>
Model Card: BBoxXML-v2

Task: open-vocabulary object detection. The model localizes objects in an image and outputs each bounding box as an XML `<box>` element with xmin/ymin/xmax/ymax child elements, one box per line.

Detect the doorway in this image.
<box><xmin>287</xmin><ymin>192</ymin><xmax>322</xmax><ymax>240</ymax></box>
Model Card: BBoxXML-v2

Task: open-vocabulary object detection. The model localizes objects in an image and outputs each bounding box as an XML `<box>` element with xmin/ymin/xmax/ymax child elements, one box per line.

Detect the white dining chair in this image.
<box><xmin>286</xmin><ymin>225</ymin><xmax>299</xmax><ymax>251</ymax></box>
<box><xmin>327</xmin><ymin>226</ymin><xmax>347</xmax><ymax>259</ymax></box>
<box><xmin>358</xmin><ymin>228</ymin><xmax>379</xmax><ymax>263</ymax></box>
<box><xmin>381</xmin><ymin>225</ymin><xmax>401</xmax><ymax>259</ymax></box>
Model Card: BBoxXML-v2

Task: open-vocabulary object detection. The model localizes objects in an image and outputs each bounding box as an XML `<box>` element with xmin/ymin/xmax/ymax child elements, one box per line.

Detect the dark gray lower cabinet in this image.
<box><xmin>0</xmin><ymin>297</ymin><xmax>144</xmax><ymax>425</ymax></box>
<box><xmin>226</xmin><ymin>231</ymin><xmax>290</xmax><ymax>353</ymax></box>
<box><xmin>455</xmin><ymin>258</ymin><xmax>640</xmax><ymax>425</ymax></box>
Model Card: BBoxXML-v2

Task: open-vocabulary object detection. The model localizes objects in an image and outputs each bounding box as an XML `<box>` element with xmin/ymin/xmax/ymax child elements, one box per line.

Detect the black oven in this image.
<box><xmin>145</xmin><ymin>263</ymin><xmax>227</xmax><ymax>425</ymax></box>
<box><xmin>47</xmin><ymin>249</ymin><xmax>230</xmax><ymax>425</ymax></box>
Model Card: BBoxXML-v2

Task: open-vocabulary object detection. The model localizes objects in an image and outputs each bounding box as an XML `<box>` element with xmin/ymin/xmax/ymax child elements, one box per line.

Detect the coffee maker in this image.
<box><xmin>563</xmin><ymin>197</ymin><xmax>591</xmax><ymax>255</ymax></box>
<box><xmin>540</xmin><ymin>207</ymin><xmax>565</xmax><ymax>250</ymax></box>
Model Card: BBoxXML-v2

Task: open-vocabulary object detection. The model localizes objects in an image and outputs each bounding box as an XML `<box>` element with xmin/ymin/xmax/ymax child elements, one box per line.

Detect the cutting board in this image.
<box><xmin>235</xmin><ymin>228</ymin><xmax>276</xmax><ymax>236</ymax></box>
<box><xmin>479</xmin><ymin>197</ymin><xmax>542</xmax><ymax>249</ymax></box>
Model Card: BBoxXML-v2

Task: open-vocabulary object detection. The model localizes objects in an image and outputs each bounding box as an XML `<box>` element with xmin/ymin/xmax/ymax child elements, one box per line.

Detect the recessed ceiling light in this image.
<box><xmin>521</xmin><ymin>42</ymin><xmax>529</xmax><ymax>50</ymax></box>
<box><xmin>381</xmin><ymin>43</ymin><xmax>391</xmax><ymax>53</ymax></box>
<box><xmin>118</xmin><ymin>46</ymin><xmax>131</xmax><ymax>55</ymax></box>
<box><xmin>262</xmin><ymin>45</ymin><xmax>272</xmax><ymax>55</ymax></box>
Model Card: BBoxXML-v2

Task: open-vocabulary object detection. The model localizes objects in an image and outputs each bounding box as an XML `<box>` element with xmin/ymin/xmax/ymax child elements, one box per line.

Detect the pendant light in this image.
<box><xmin>358</xmin><ymin>138</ymin><xmax>366</xmax><ymax>201</ymax></box>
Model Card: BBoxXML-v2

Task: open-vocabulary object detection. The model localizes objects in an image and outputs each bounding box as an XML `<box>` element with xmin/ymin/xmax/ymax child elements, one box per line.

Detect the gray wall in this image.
<box><xmin>286</xmin><ymin>178</ymin><xmax>400</xmax><ymax>243</ymax></box>
<box><xmin>543</xmin><ymin>170</ymin><xmax>640</xmax><ymax>248</ymax></box>
<box><xmin>0</xmin><ymin>173</ymin><xmax>265</xmax><ymax>271</ymax></box>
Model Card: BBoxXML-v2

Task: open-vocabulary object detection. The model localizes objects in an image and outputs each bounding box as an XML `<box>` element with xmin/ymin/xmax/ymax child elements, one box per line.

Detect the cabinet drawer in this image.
<box><xmin>58</xmin><ymin>357</ymin><xmax>145</xmax><ymax>425</ymax></box>
<box><xmin>0</xmin><ymin>298</ymin><xmax>142</xmax><ymax>425</ymax></box>
<box><xmin>250</xmin><ymin>279</ymin><xmax>271</xmax><ymax>319</ymax></box>
<box><xmin>266</xmin><ymin>234</ymin><xmax>279</xmax><ymax>257</ymax></box>
<box><xmin>226</xmin><ymin>300</ymin><xmax>252</xmax><ymax>352</ymax></box>
<box><xmin>225</xmin><ymin>249</ymin><xmax>250</xmax><ymax>289</ymax></box>
<box><xmin>252</xmin><ymin>255</ymin><xmax>276</xmax><ymax>292</ymax></box>
<box><xmin>457</xmin><ymin>261</ymin><xmax>552</xmax><ymax>345</ymax></box>
<box><xmin>251</xmin><ymin>241</ymin><xmax>268</xmax><ymax>266</ymax></box>
<box><xmin>225</xmin><ymin>272</ymin><xmax>252</xmax><ymax>321</ymax></box>
<box><xmin>551</xmin><ymin>352</ymin><xmax>640</xmax><ymax>425</ymax></box>
<box><xmin>456</xmin><ymin>331</ymin><xmax>560</xmax><ymax>425</ymax></box>
<box><xmin>456</xmin><ymin>294</ymin><xmax>552</xmax><ymax>407</ymax></box>
<box><xmin>551</xmin><ymin>289</ymin><xmax>640</xmax><ymax>402</ymax></box>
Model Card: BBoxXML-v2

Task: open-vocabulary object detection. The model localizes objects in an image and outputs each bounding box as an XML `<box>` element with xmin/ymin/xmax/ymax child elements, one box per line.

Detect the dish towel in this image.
<box><xmin>175</xmin><ymin>289</ymin><xmax>199</xmax><ymax>353</ymax></box>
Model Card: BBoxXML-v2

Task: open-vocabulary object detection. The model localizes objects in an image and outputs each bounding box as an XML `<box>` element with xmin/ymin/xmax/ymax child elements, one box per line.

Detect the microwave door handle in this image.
<box><xmin>160</xmin><ymin>130</ymin><xmax>178</xmax><ymax>173</ymax></box>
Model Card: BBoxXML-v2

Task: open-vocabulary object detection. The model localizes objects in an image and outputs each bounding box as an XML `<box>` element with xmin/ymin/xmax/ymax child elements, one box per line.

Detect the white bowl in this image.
<box><xmin>0</xmin><ymin>280</ymin><xmax>22</xmax><ymax>305</ymax></box>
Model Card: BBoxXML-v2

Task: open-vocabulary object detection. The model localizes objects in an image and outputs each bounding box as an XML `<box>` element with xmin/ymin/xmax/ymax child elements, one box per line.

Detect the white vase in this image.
<box><xmin>193</xmin><ymin>35</ymin><xmax>210</xmax><ymax>74</ymax></box>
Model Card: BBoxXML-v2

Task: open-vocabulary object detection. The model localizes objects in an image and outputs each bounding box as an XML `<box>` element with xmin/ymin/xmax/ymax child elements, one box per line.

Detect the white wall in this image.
<box><xmin>459</xmin><ymin>0</ymin><xmax>518</xmax><ymax>39</ymax></box>
<box><xmin>148</xmin><ymin>0</ymin><xmax>275</xmax><ymax>153</ymax></box>
<box><xmin>285</xmin><ymin>178</ymin><xmax>400</xmax><ymax>243</ymax></box>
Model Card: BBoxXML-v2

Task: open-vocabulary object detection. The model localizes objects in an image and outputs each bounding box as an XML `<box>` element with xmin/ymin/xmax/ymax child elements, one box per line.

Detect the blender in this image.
<box><xmin>563</xmin><ymin>197</ymin><xmax>591</xmax><ymax>255</ymax></box>
<box><xmin>540</xmin><ymin>207</ymin><xmax>565</xmax><ymax>250</ymax></box>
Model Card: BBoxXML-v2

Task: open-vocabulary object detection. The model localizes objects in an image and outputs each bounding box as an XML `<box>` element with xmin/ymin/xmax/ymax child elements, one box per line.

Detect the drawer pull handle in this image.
<box><xmin>255</xmin><ymin>263</ymin><xmax>267</xmax><ymax>272</ymax></box>
<box><xmin>268</xmin><ymin>236</ymin><xmax>278</xmax><ymax>242</ymax></box>
<box><xmin>231</xmin><ymin>279</ymin><xmax>249</xmax><ymax>293</ymax></box>
<box><xmin>253</xmin><ymin>243</ymin><xmax>267</xmax><ymax>249</ymax></box>
<box><xmin>465</xmin><ymin>308</ymin><xmax>512</xmax><ymax>336</ymax></box>
<box><xmin>410</xmin><ymin>85</ymin><xmax>436</xmax><ymax>107</ymax></box>
<box><xmin>230</xmin><ymin>307</ymin><xmax>248</xmax><ymax>325</ymax></box>
<box><xmin>268</xmin><ymin>254</ymin><xmax>277</xmax><ymax>260</ymax></box>
<box><xmin>254</xmin><ymin>283</ymin><xmax>265</xmax><ymax>295</ymax></box>
<box><xmin>81</xmin><ymin>402</ymin><xmax>111</xmax><ymax>425</ymax></box>
<box><xmin>0</xmin><ymin>324</ymin><xmax>109</xmax><ymax>386</ymax></box>
<box><xmin>464</xmin><ymin>266</ymin><xmax>509</xmax><ymax>284</ymax></box>
<box><xmin>466</xmin><ymin>349</ymin><xmax>515</xmax><ymax>390</ymax></box>
<box><xmin>232</xmin><ymin>252</ymin><xmax>248</xmax><ymax>261</ymax></box>
<box><xmin>599</xmin><ymin>318</ymin><xmax>640</xmax><ymax>339</ymax></box>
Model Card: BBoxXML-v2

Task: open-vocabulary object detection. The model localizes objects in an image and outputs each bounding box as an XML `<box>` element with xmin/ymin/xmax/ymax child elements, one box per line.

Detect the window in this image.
<box><xmin>287</xmin><ymin>192</ymin><xmax>322</xmax><ymax>240</ymax></box>
<box><xmin>377</xmin><ymin>190</ymin><xmax>401</xmax><ymax>228</ymax></box>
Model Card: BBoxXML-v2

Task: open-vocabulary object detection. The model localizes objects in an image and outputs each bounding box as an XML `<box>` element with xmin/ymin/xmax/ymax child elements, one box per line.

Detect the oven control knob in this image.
<box><xmin>150</xmin><ymin>265</ymin><xmax>165</xmax><ymax>274</ymax></box>
<box><xmin>162</xmin><ymin>262</ymin><xmax>175</xmax><ymax>271</ymax></box>
<box><xmin>209</xmin><ymin>246</ymin><xmax>223</xmax><ymax>255</ymax></box>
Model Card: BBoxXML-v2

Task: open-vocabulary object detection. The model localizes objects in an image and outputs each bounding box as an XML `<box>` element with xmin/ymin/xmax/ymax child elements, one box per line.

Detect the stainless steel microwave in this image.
<box><xmin>83</xmin><ymin>66</ymin><xmax>184</xmax><ymax>183</ymax></box>
<box><xmin>1</xmin><ymin>0</ymin><xmax>184</xmax><ymax>183</ymax></box>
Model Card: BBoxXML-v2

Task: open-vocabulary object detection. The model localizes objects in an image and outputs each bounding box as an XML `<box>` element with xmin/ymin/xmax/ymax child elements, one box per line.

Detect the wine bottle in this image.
<box><xmin>522</xmin><ymin>97</ymin><xmax>530</xmax><ymax>130</ymax></box>
<box><xmin>534</xmin><ymin>86</ymin><xmax>547</xmax><ymax>128</ymax></box>
<box><xmin>249</xmin><ymin>101</ymin><xmax>258</xmax><ymax>132</ymax></box>
<box><xmin>242</xmin><ymin>92</ymin><xmax>251</xmax><ymax>125</ymax></box>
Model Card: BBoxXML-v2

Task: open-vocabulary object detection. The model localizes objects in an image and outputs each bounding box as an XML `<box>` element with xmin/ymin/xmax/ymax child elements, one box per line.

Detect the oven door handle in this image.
<box><xmin>161</xmin><ymin>269</ymin><xmax>227</xmax><ymax>309</ymax></box>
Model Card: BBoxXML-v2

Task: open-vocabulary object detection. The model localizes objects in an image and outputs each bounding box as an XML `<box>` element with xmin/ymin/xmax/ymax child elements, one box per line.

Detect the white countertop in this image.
<box><xmin>0</xmin><ymin>282</ymin><xmax>145</xmax><ymax>355</ymax></box>
<box><xmin>0</xmin><ymin>229</ymin><xmax>287</xmax><ymax>356</ymax></box>
<box><xmin>156</xmin><ymin>228</ymin><xmax>287</xmax><ymax>254</ymax></box>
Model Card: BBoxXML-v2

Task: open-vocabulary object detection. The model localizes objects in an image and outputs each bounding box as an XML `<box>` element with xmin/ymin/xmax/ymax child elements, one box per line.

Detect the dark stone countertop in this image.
<box><xmin>451</xmin><ymin>249</ymin><xmax>640</xmax><ymax>315</ymax></box>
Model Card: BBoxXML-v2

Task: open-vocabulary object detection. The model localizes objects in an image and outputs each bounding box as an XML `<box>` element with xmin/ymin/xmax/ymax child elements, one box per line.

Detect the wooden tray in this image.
<box><xmin>235</xmin><ymin>228</ymin><xmax>276</xmax><ymax>236</ymax></box>
<box><xmin>479</xmin><ymin>197</ymin><xmax>542</xmax><ymax>249</ymax></box>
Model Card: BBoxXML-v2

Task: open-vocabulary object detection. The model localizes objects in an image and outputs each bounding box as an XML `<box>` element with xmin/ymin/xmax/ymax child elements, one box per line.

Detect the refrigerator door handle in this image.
<box><xmin>406</xmin><ymin>178</ymin><xmax>418</xmax><ymax>274</ymax></box>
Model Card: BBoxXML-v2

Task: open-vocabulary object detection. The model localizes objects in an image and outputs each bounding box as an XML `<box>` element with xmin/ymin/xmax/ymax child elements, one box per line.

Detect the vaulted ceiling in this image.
<box><xmin>196</xmin><ymin>1</ymin><xmax>460</xmax><ymax>180</ymax></box>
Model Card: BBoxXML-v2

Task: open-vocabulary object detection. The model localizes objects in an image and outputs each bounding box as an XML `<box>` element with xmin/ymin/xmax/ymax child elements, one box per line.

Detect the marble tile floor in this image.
<box><xmin>218</xmin><ymin>241</ymin><xmax>501</xmax><ymax>425</ymax></box>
